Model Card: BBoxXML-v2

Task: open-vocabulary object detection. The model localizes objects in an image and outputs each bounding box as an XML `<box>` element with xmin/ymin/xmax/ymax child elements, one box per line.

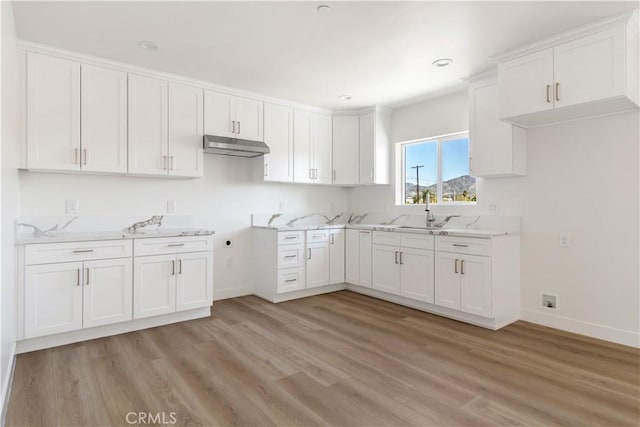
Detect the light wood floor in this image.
<box><xmin>6</xmin><ymin>291</ymin><xmax>640</xmax><ymax>426</ymax></box>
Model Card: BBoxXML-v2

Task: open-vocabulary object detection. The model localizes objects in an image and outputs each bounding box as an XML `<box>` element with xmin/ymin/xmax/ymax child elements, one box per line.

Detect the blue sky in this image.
<box><xmin>405</xmin><ymin>136</ymin><xmax>469</xmax><ymax>185</ymax></box>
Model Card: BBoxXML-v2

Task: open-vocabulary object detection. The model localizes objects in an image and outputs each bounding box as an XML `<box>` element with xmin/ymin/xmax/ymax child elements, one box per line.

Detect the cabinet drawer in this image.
<box><xmin>306</xmin><ymin>230</ymin><xmax>330</xmax><ymax>243</ymax></box>
<box><xmin>401</xmin><ymin>233</ymin><xmax>434</xmax><ymax>250</ymax></box>
<box><xmin>435</xmin><ymin>236</ymin><xmax>491</xmax><ymax>256</ymax></box>
<box><xmin>25</xmin><ymin>240</ymin><xmax>132</xmax><ymax>265</ymax></box>
<box><xmin>373</xmin><ymin>231</ymin><xmax>401</xmax><ymax>246</ymax></box>
<box><xmin>134</xmin><ymin>235</ymin><xmax>213</xmax><ymax>256</ymax></box>
<box><xmin>278</xmin><ymin>244</ymin><xmax>304</xmax><ymax>268</ymax></box>
<box><xmin>278</xmin><ymin>231</ymin><xmax>304</xmax><ymax>245</ymax></box>
<box><xmin>277</xmin><ymin>267</ymin><xmax>306</xmax><ymax>293</ymax></box>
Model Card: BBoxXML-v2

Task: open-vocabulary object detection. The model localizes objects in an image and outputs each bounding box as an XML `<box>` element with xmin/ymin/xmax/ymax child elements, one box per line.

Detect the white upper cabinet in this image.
<box><xmin>332</xmin><ymin>116</ymin><xmax>359</xmax><ymax>185</ymax></box>
<box><xmin>26</xmin><ymin>52</ymin><xmax>81</xmax><ymax>171</ymax></box>
<box><xmin>293</xmin><ymin>109</ymin><xmax>332</xmax><ymax>184</ymax></box>
<box><xmin>81</xmin><ymin>64</ymin><xmax>127</xmax><ymax>174</ymax></box>
<box><xmin>359</xmin><ymin>110</ymin><xmax>390</xmax><ymax>185</ymax></box>
<box><xmin>128</xmin><ymin>74</ymin><xmax>169</xmax><ymax>175</ymax></box>
<box><xmin>204</xmin><ymin>90</ymin><xmax>263</xmax><ymax>142</ymax></box>
<box><xmin>469</xmin><ymin>76</ymin><xmax>526</xmax><ymax>177</ymax></box>
<box><xmin>498</xmin><ymin>12</ymin><xmax>639</xmax><ymax>126</ymax></box>
<box><xmin>168</xmin><ymin>83</ymin><xmax>204</xmax><ymax>178</ymax></box>
<box><xmin>263</xmin><ymin>103</ymin><xmax>294</xmax><ymax>182</ymax></box>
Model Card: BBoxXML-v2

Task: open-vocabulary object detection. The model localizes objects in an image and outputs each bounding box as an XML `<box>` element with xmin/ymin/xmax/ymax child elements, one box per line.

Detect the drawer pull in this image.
<box><xmin>77</xmin><ymin>269</ymin><xmax>80</xmax><ymax>286</ymax></box>
<box><xmin>360</xmin><ymin>231</ymin><xmax>370</xmax><ymax>234</ymax></box>
<box><xmin>73</xmin><ymin>249</ymin><xmax>94</xmax><ymax>253</ymax></box>
<box><xmin>86</xmin><ymin>268</ymin><xmax>90</xmax><ymax>285</ymax></box>
<box><xmin>283</xmin><ymin>255</ymin><xmax>297</xmax><ymax>258</ymax></box>
<box><xmin>171</xmin><ymin>260</ymin><xmax>175</xmax><ymax>275</ymax></box>
<box><xmin>452</xmin><ymin>244</ymin><xmax>468</xmax><ymax>247</ymax></box>
<box><xmin>460</xmin><ymin>260</ymin><xmax>465</xmax><ymax>275</ymax></box>
<box><xmin>178</xmin><ymin>259</ymin><xmax>182</xmax><ymax>275</ymax></box>
<box><xmin>283</xmin><ymin>236</ymin><xmax>297</xmax><ymax>240</ymax></box>
<box><xmin>394</xmin><ymin>251</ymin><xmax>398</xmax><ymax>264</ymax></box>
<box><xmin>455</xmin><ymin>259</ymin><xmax>459</xmax><ymax>274</ymax></box>
<box><xmin>168</xmin><ymin>243</ymin><xmax>185</xmax><ymax>247</ymax></box>
<box><xmin>284</xmin><ymin>279</ymin><xmax>297</xmax><ymax>283</ymax></box>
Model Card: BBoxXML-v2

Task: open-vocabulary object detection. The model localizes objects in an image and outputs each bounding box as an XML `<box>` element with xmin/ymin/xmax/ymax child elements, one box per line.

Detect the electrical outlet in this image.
<box><xmin>541</xmin><ymin>293</ymin><xmax>558</xmax><ymax>310</ymax></box>
<box><xmin>488</xmin><ymin>204</ymin><xmax>498</xmax><ymax>213</ymax></box>
<box><xmin>559</xmin><ymin>234</ymin><xmax>571</xmax><ymax>247</ymax></box>
<box><xmin>65</xmin><ymin>200</ymin><xmax>79</xmax><ymax>214</ymax></box>
<box><xmin>166</xmin><ymin>200</ymin><xmax>176</xmax><ymax>214</ymax></box>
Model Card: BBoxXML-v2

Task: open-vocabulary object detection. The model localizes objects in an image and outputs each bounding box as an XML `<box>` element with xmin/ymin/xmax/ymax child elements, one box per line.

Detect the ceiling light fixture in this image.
<box><xmin>137</xmin><ymin>40</ymin><xmax>158</xmax><ymax>51</ymax></box>
<box><xmin>317</xmin><ymin>5</ymin><xmax>331</xmax><ymax>14</ymax></box>
<box><xmin>432</xmin><ymin>58</ymin><xmax>453</xmax><ymax>67</ymax></box>
<box><xmin>338</xmin><ymin>94</ymin><xmax>352</xmax><ymax>101</ymax></box>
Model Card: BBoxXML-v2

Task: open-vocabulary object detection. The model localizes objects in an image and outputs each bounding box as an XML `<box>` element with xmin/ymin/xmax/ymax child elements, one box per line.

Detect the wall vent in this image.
<box><xmin>541</xmin><ymin>293</ymin><xmax>558</xmax><ymax>310</ymax></box>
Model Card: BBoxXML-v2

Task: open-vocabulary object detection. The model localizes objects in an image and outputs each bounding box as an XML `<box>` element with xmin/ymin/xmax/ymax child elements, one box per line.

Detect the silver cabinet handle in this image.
<box><xmin>232</xmin><ymin>121</ymin><xmax>236</xmax><ymax>134</ymax></box>
<box><xmin>82</xmin><ymin>149</ymin><xmax>87</xmax><ymax>165</ymax></box>
<box><xmin>454</xmin><ymin>259</ymin><xmax>459</xmax><ymax>274</ymax></box>
<box><xmin>168</xmin><ymin>243</ymin><xmax>185</xmax><ymax>247</ymax></box>
<box><xmin>399</xmin><ymin>252</ymin><xmax>403</xmax><ymax>265</ymax></box>
<box><xmin>86</xmin><ymin>267</ymin><xmax>90</xmax><ymax>285</ymax></box>
<box><xmin>308</xmin><ymin>248</ymin><xmax>312</xmax><ymax>260</ymax></box>
<box><xmin>546</xmin><ymin>85</ymin><xmax>551</xmax><ymax>103</ymax></box>
<box><xmin>394</xmin><ymin>251</ymin><xmax>399</xmax><ymax>264</ymax></box>
<box><xmin>264</xmin><ymin>163</ymin><xmax>269</xmax><ymax>177</ymax></box>
<box><xmin>460</xmin><ymin>259</ymin><xmax>465</xmax><ymax>275</ymax></box>
<box><xmin>452</xmin><ymin>244</ymin><xmax>468</xmax><ymax>247</ymax></box>
<box><xmin>330</xmin><ymin>234</ymin><xmax>335</xmax><ymax>245</ymax></box>
<box><xmin>555</xmin><ymin>83</ymin><xmax>560</xmax><ymax>102</ymax></box>
<box><xmin>73</xmin><ymin>249</ymin><xmax>94</xmax><ymax>253</ymax></box>
<box><xmin>178</xmin><ymin>259</ymin><xmax>182</xmax><ymax>275</ymax></box>
<box><xmin>169</xmin><ymin>156</ymin><xmax>174</xmax><ymax>171</ymax></box>
<box><xmin>285</xmin><ymin>279</ymin><xmax>297</xmax><ymax>283</ymax></box>
<box><xmin>77</xmin><ymin>268</ymin><xmax>81</xmax><ymax>286</ymax></box>
<box><xmin>283</xmin><ymin>236</ymin><xmax>297</xmax><ymax>240</ymax></box>
<box><xmin>360</xmin><ymin>231</ymin><xmax>369</xmax><ymax>234</ymax></box>
<box><xmin>284</xmin><ymin>255</ymin><xmax>297</xmax><ymax>258</ymax></box>
<box><xmin>237</xmin><ymin>121</ymin><xmax>241</xmax><ymax>135</ymax></box>
<box><xmin>309</xmin><ymin>169</ymin><xmax>313</xmax><ymax>179</ymax></box>
<box><xmin>171</xmin><ymin>260</ymin><xmax>175</xmax><ymax>275</ymax></box>
<box><xmin>74</xmin><ymin>148</ymin><xmax>79</xmax><ymax>165</ymax></box>
<box><xmin>162</xmin><ymin>155</ymin><xmax>167</xmax><ymax>170</ymax></box>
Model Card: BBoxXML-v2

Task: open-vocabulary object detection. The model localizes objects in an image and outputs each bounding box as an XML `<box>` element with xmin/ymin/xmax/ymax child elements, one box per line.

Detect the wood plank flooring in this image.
<box><xmin>6</xmin><ymin>291</ymin><xmax>640</xmax><ymax>426</ymax></box>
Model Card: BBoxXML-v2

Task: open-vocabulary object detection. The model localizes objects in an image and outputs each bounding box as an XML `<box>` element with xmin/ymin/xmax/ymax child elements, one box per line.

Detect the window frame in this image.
<box><xmin>396</xmin><ymin>131</ymin><xmax>475</xmax><ymax>206</ymax></box>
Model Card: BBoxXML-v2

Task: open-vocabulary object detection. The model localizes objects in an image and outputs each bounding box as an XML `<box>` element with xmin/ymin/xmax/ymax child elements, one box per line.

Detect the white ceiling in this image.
<box><xmin>12</xmin><ymin>1</ymin><xmax>638</xmax><ymax>110</ymax></box>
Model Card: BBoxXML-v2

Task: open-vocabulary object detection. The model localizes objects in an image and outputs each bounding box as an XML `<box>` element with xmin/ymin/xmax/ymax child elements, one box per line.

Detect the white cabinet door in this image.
<box><xmin>345</xmin><ymin>229</ymin><xmax>360</xmax><ymax>285</ymax></box>
<box><xmin>168</xmin><ymin>83</ymin><xmax>204</xmax><ymax>178</ymax></box>
<box><xmin>400</xmin><ymin>248</ymin><xmax>434</xmax><ymax>303</ymax></box>
<box><xmin>553</xmin><ymin>27</ymin><xmax>625</xmax><ymax>108</ymax></box>
<box><xmin>359</xmin><ymin>111</ymin><xmax>375</xmax><ymax>184</ymax></box>
<box><xmin>293</xmin><ymin>109</ymin><xmax>313</xmax><ymax>183</ymax></box>
<box><xmin>234</xmin><ymin>96</ymin><xmax>264</xmax><ymax>142</ymax></box>
<box><xmin>24</xmin><ymin>262</ymin><xmax>83</xmax><ymax>338</ymax></box>
<box><xmin>358</xmin><ymin>230</ymin><xmax>372</xmax><ymax>288</ymax></box>
<box><xmin>204</xmin><ymin>90</ymin><xmax>235</xmax><ymax>138</ymax></box>
<box><xmin>306</xmin><ymin>243</ymin><xmax>330</xmax><ymax>288</ymax></box>
<box><xmin>263</xmin><ymin>103</ymin><xmax>294</xmax><ymax>182</ymax></box>
<box><xmin>329</xmin><ymin>229</ymin><xmax>345</xmax><ymax>284</ymax></box>
<box><xmin>176</xmin><ymin>252</ymin><xmax>212</xmax><ymax>311</ymax></box>
<box><xmin>372</xmin><ymin>244</ymin><xmax>400</xmax><ymax>295</ymax></box>
<box><xmin>460</xmin><ymin>254</ymin><xmax>492</xmax><ymax>318</ymax></box>
<box><xmin>81</xmin><ymin>64</ymin><xmax>127</xmax><ymax>173</ymax></box>
<box><xmin>128</xmin><ymin>74</ymin><xmax>168</xmax><ymax>175</ymax></box>
<box><xmin>469</xmin><ymin>78</ymin><xmax>526</xmax><ymax>177</ymax></box>
<box><xmin>434</xmin><ymin>252</ymin><xmax>461</xmax><ymax>310</ymax></box>
<box><xmin>83</xmin><ymin>258</ymin><xmax>133</xmax><ymax>328</ymax></box>
<box><xmin>498</xmin><ymin>49</ymin><xmax>554</xmax><ymax>118</ymax></box>
<box><xmin>133</xmin><ymin>254</ymin><xmax>176</xmax><ymax>319</ymax></box>
<box><xmin>332</xmin><ymin>116</ymin><xmax>359</xmax><ymax>185</ymax></box>
<box><xmin>26</xmin><ymin>52</ymin><xmax>81</xmax><ymax>171</ymax></box>
<box><xmin>312</xmin><ymin>113</ymin><xmax>333</xmax><ymax>184</ymax></box>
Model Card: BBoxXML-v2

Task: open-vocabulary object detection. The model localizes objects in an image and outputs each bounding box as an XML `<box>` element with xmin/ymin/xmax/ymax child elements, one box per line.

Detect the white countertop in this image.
<box><xmin>254</xmin><ymin>223</ymin><xmax>509</xmax><ymax>238</ymax></box>
<box><xmin>15</xmin><ymin>228</ymin><xmax>215</xmax><ymax>245</ymax></box>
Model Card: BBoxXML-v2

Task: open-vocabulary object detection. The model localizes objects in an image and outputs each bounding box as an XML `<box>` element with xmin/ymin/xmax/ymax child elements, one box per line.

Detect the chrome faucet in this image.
<box><xmin>434</xmin><ymin>215</ymin><xmax>460</xmax><ymax>228</ymax></box>
<box><xmin>425</xmin><ymin>199</ymin><xmax>435</xmax><ymax>228</ymax></box>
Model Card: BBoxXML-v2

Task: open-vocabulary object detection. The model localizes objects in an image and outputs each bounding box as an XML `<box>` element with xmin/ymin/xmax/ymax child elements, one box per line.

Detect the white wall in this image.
<box><xmin>348</xmin><ymin>91</ymin><xmax>639</xmax><ymax>347</ymax></box>
<box><xmin>18</xmin><ymin>156</ymin><xmax>349</xmax><ymax>299</ymax></box>
<box><xmin>1</xmin><ymin>0</ymin><xmax>20</xmax><ymax>413</ymax></box>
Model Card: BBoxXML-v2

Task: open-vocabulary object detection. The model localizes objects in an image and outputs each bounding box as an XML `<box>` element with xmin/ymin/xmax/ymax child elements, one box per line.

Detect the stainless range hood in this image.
<box><xmin>203</xmin><ymin>135</ymin><xmax>270</xmax><ymax>158</ymax></box>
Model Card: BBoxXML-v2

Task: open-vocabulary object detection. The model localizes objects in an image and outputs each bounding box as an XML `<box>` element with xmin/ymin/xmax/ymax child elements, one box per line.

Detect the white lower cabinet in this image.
<box><xmin>306</xmin><ymin>242</ymin><xmax>330</xmax><ymax>289</ymax></box>
<box><xmin>358</xmin><ymin>230</ymin><xmax>372</xmax><ymax>287</ymax></box>
<box><xmin>399</xmin><ymin>247</ymin><xmax>435</xmax><ymax>303</ymax></box>
<box><xmin>435</xmin><ymin>238</ymin><xmax>493</xmax><ymax>317</ymax></box>
<box><xmin>83</xmin><ymin>258</ymin><xmax>133</xmax><ymax>328</ymax></box>
<box><xmin>25</xmin><ymin>262</ymin><xmax>84</xmax><ymax>339</ymax></box>
<box><xmin>134</xmin><ymin>254</ymin><xmax>177</xmax><ymax>319</ymax></box>
<box><xmin>345</xmin><ymin>229</ymin><xmax>373</xmax><ymax>288</ymax></box>
<box><xmin>372</xmin><ymin>244</ymin><xmax>400</xmax><ymax>294</ymax></box>
<box><xmin>329</xmin><ymin>229</ymin><xmax>345</xmax><ymax>284</ymax></box>
<box><xmin>176</xmin><ymin>251</ymin><xmax>213</xmax><ymax>311</ymax></box>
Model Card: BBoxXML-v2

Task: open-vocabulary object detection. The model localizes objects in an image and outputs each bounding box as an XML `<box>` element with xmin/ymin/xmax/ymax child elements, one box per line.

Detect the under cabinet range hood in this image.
<box><xmin>203</xmin><ymin>135</ymin><xmax>270</xmax><ymax>158</ymax></box>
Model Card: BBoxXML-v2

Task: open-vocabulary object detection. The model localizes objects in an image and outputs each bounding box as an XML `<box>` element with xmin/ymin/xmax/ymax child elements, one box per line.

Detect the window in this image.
<box><xmin>399</xmin><ymin>132</ymin><xmax>476</xmax><ymax>205</ymax></box>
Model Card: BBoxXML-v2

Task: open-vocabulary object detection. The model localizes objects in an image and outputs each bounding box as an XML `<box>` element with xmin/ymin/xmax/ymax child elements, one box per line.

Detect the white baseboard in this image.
<box><xmin>521</xmin><ymin>308</ymin><xmax>640</xmax><ymax>348</ymax></box>
<box><xmin>213</xmin><ymin>286</ymin><xmax>253</xmax><ymax>301</ymax></box>
<box><xmin>255</xmin><ymin>284</ymin><xmax>347</xmax><ymax>303</ymax></box>
<box><xmin>1</xmin><ymin>343</ymin><xmax>17</xmax><ymax>426</ymax></box>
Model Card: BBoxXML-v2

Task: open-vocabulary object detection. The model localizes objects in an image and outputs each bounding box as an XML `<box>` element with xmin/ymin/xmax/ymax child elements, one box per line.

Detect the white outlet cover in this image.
<box><xmin>167</xmin><ymin>200</ymin><xmax>176</xmax><ymax>214</ymax></box>
<box><xmin>65</xmin><ymin>200</ymin><xmax>79</xmax><ymax>214</ymax></box>
<box><xmin>559</xmin><ymin>234</ymin><xmax>571</xmax><ymax>247</ymax></box>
